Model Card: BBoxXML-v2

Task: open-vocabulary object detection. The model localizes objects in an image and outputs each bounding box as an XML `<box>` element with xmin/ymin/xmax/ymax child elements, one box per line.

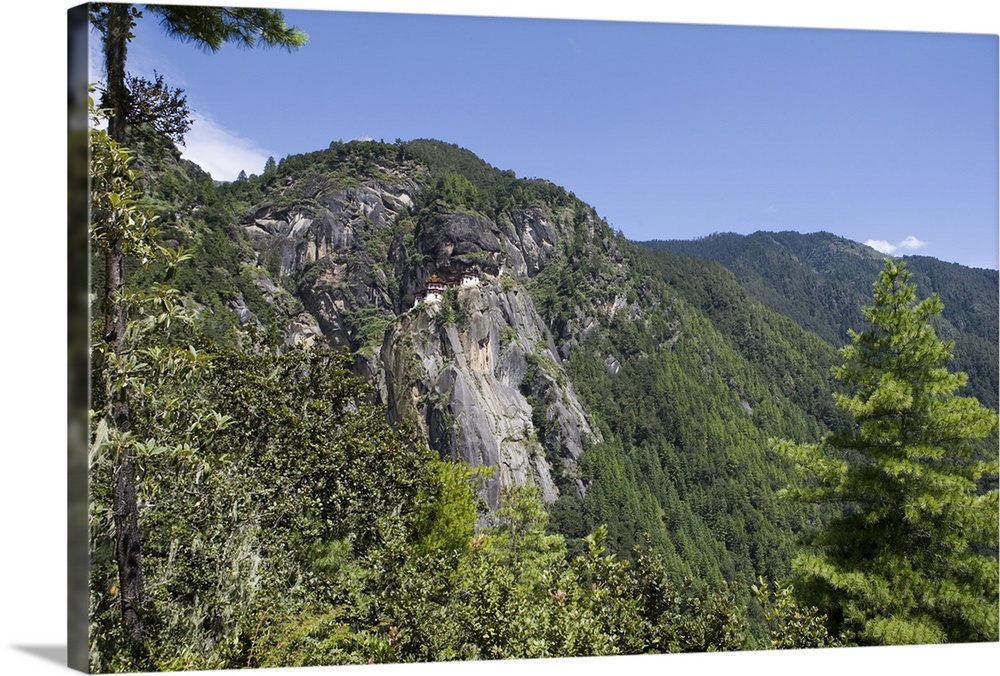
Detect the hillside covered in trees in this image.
<box><xmin>86</xmin><ymin>123</ymin><xmax>998</xmax><ymax>670</ymax></box>
<box><xmin>640</xmin><ymin>232</ymin><xmax>999</xmax><ymax>409</ymax></box>
<box><xmin>81</xmin><ymin>8</ymin><xmax>998</xmax><ymax>668</ymax></box>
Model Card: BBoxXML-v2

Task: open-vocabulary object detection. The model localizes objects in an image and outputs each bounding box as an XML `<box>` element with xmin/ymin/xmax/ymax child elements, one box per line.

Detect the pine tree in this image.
<box><xmin>264</xmin><ymin>155</ymin><xmax>277</xmax><ymax>177</ymax></box>
<box><xmin>774</xmin><ymin>259</ymin><xmax>999</xmax><ymax>645</ymax></box>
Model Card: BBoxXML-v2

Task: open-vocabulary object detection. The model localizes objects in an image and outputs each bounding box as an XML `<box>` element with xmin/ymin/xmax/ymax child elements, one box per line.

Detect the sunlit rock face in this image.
<box><xmin>237</xmin><ymin>145</ymin><xmax>604</xmax><ymax>506</ymax></box>
<box><xmin>381</xmin><ymin>277</ymin><xmax>595</xmax><ymax>508</ymax></box>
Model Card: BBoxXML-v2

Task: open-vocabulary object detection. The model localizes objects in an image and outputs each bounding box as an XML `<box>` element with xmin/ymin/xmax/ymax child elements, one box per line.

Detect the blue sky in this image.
<box><xmin>87</xmin><ymin>1</ymin><xmax>999</xmax><ymax>269</ymax></box>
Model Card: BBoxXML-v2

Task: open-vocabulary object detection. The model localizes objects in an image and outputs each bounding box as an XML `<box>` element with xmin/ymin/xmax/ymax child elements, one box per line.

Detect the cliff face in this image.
<box><xmin>235</xmin><ymin>143</ymin><xmax>598</xmax><ymax>504</ymax></box>
<box><xmin>381</xmin><ymin>276</ymin><xmax>594</xmax><ymax>507</ymax></box>
<box><xmin>240</xmin><ymin>167</ymin><xmax>421</xmax><ymax>349</ymax></box>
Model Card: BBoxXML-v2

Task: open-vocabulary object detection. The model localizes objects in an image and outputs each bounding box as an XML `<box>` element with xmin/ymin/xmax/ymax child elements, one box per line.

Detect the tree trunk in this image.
<box><xmin>104</xmin><ymin>4</ymin><xmax>130</xmax><ymax>146</ymax></box>
<box><xmin>105</xmin><ymin>245</ymin><xmax>145</xmax><ymax>646</ymax></box>
<box><xmin>102</xmin><ymin>2</ymin><xmax>146</xmax><ymax>649</ymax></box>
<box><xmin>112</xmin><ymin>452</ymin><xmax>145</xmax><ymax>646</ymax></box>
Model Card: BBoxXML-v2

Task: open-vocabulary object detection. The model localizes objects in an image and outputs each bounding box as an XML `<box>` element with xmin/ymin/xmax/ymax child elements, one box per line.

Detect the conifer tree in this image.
<box><xmin>774</xmin><ymin>259</ymin><xmax>999</xmax><ymax>645</ymax></box>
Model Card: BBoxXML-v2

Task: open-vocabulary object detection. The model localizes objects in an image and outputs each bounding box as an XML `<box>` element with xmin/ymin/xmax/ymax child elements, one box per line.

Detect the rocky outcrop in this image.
<box><xmin>501</xmin><ymin>207</ymin><xmax>559</xmax><ymax>278</ymax></box>
<box><xmin>241</xmin><ymin>172</ymin><xmax>420</xmax><ymax>352</ymax></box>
<box><xmin>418</xmin><ymin>210</ymin><xmax>503</xmax><ymax>274</ymax></box>
<box><xmin>234</xmin><ymin>144</ymin><xmax>601</xmax><ymax>505</ymax></box>
<box><xmin>381</xmin><ymin>278</ymin><xmax>595</xmax><ymax>506</ymax></box>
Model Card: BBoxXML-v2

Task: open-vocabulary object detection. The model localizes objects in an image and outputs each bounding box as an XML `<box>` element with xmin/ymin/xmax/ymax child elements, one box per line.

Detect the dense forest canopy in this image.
<box><xmin>640</xmin><ymin>232</ymin><xmax>999</xmax><ymax>410</ymax></box>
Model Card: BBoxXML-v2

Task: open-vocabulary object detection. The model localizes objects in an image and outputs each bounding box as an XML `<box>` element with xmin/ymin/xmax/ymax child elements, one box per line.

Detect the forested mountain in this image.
<box><xmin>639</xmin><ymin>231</ymin><xmax>999</xmax><ymax>409</ymax></box>
<box><xmin>106</xmin><ymin>138</ymin><xmax>841</xmax><ymax>572</ymax></box>
<box><xmin>88</xmin><ymin>130</ymin><xmax>998</xmax><ymax>670</ymax></box>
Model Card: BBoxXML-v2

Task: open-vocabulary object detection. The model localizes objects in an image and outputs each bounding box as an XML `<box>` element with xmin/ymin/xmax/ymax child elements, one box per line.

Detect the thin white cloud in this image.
<box><xmin>180</xmin><ymin>112</ymin><xmax>271</xmax><ymax>181</ymax></box>
<box><xmin>865</xmin><ymin>235</ymin><xmax>928</xmax><ymax>255</ymax></box>
<box><xmin>866</xmin><ymin>239</ymin><xmax>896</xmax><ymax>254</ymax></box>
<box><xmin>896</xmin><ymin>235</ymin><xmax>927</xmax><ymax>251</ymax></box>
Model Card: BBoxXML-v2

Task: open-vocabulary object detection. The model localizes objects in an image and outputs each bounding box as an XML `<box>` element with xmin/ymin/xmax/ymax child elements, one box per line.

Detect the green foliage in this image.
<box><xmin>405</xmin><ymin>138</ymin><xmax>578</xmax><ymax>219</ymax></box>
<box><xmin>344</xmin><ymin>306</ymin><xmax>395</xmax><ymax>355</ymax></box>
<box><xmin>91</xmin><ymin>116</ymin><xmax>946</xmax><ymax>667</ymax></box>
<box><xmin>88</xmin><ymin>93</ymin><xmax>237</xmax><ymax>672</ymax></box>
<box><xmin>774</xmin><ymin>260</ymin><xmax>999</xmax><ymax>645</ymax></box>
<box><xmin>88</xmin><ymin>95</ymin><xmax>160</xmax><ymax>265</ymax></box>
<box><xmin>642</xmin><ymin>248</ymin><xmax>849</xmax><ymax>431</ymax></box>
<box><xmin>121</xmin><ymin>70</ymin><xmax>191</xmax><ymax>148</ymax></box>
<box><xmin>141</xmin><ymin>4</ymin><xmax>307</xmax><ymax>51</ymax></box>
<box><xmin>268</xmin><ymin>140</ymin><xmax>402</xmax><ymax>193</ymax></box>
<box><xmin>752</xmin><ymin>578</ymin><xmax>842</xmax><ymax>649</ymax></box>
<box><xmin>427</xmin><ymin>172</ymin><xmax>484</xmax><ymax>212</ymax></box>
<box><xmin>526</xmin><ymin>229</ymin><xmax>835</xmax><ymax>630</ymax></box>
<box><xmin>89</xmin><ymin>346</ymin><xmax>435</xmax><ymax>671</ymax></box>
<box><xmin>435</xmin><ymin>287</ymin><xmax>462</xmax><ymax>326</ymax></box>
<box><xmin>483</xmin><ymin>485</ymin><xmax>568</xmax><ymax>590</ymax></box>
<box><xmin>642</xmin><ymin>232</ymin><xmax>999</xmax><ymax>410</ymax></box>
<box><xmin>349</xmin><ymin>490</ymin><xmax>763</xmax><ymax>663</ymax></box>
<box><xmin>409</xmin><ymin>460</ymin><xmax>485</xmax><ymax>560</ymax></box>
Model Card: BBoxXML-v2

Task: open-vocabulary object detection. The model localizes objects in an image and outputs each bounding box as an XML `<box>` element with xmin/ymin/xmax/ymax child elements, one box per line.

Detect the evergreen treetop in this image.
<box><xmin>775</xmin><ymin>259</ymin><xmax>999</xmax><ymax>645</ymax></box>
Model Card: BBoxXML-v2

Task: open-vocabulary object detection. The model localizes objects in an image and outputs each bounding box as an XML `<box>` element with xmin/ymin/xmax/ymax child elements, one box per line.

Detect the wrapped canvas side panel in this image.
<box><xmin>68</xmin><ymin>3</ymin><xmax>91</xmax><ymax>673</ymax></box>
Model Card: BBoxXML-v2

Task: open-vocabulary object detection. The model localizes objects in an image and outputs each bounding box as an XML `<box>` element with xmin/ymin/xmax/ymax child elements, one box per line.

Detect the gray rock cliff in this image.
<box><xmin>235</xmin><ymin>149</ymin><xmax>598</xmax><ymax>505</ymax></box>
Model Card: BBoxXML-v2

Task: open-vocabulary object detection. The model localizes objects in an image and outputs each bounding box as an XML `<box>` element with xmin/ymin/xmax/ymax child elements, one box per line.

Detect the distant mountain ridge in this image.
<box><xmin>639</xmin><ymin>231</ymin><xmax>999</xmax><ymax>410</ymax></box>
